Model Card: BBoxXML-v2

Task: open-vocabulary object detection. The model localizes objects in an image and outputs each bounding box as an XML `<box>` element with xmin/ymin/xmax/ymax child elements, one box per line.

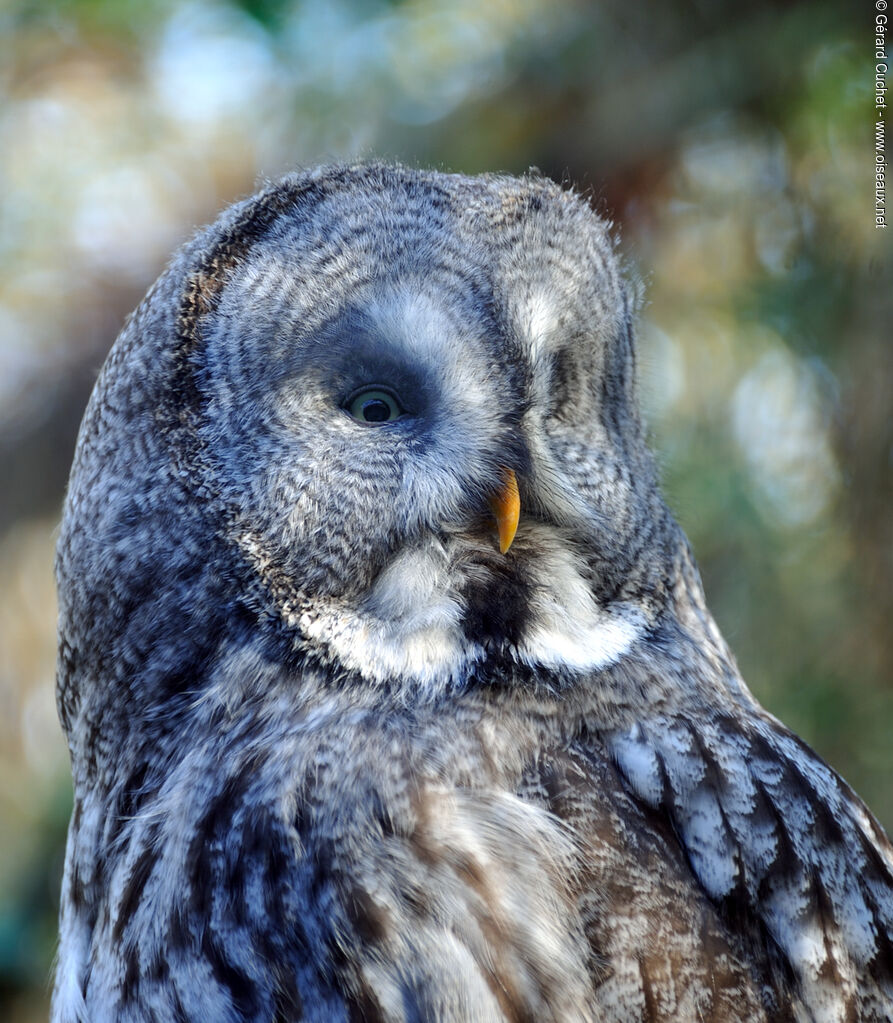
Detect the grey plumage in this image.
<box><xmin>53</xmin><ymin>163</ymin><xmax>893</xmax><ymax>1022</ymax></box>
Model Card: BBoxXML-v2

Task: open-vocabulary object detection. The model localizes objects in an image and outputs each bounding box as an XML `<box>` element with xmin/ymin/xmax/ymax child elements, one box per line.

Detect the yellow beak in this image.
<box><xmin>489</xmin><ymin>468</ymin><xmax>520</xmax><ymax>554</ymax></box>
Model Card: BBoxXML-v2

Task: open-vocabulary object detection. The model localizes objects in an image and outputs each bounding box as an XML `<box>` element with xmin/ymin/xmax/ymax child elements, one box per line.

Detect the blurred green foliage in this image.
<box><xmin>0</xmin><ymin>0</ymin><xmax>889</xmax><ymax>1018</ymax></box>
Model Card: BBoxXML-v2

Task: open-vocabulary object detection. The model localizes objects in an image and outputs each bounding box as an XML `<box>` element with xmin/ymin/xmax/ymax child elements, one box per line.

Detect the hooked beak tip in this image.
<box><xmin>489</xmin><ymin>468</ymin><xmax>520</xmax><ymax>554</ymax></box>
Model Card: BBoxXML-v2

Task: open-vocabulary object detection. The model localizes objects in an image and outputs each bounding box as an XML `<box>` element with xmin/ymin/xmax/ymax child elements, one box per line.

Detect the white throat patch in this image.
<box><xmin>515</xmin><ymin>533</ymin><xmax>645</xmax><ymax>672</ymax></box>
<box><xmin>291</xmin><ymin>527</ymin><xmax>644</xmax><ymax>694</ymax></box>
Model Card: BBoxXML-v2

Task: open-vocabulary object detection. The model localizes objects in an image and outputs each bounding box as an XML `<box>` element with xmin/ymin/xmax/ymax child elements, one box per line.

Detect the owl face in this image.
<box><xmin>165</xmin><ymin>168</ymin><xmax>654</xmax><ymax>693</ymax></box>
<box><xmin>56</xmin><ymin>163</ymin><xmax>669</xmax><ymax>739</ymax></box>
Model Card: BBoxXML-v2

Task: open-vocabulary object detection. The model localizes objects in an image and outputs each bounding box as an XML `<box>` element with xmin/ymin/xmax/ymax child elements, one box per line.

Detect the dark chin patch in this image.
<box><xmin>459</xmin><ymin>553</ymin><xmax>532</xmax><ymax>650</ymax></box>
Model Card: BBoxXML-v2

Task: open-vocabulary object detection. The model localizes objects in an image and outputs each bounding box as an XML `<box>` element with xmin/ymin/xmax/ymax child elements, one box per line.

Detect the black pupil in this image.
<box><xmin>362</xmin><ymin>399</ymin><xmax>391</xmax><ymax>422</ymax></box>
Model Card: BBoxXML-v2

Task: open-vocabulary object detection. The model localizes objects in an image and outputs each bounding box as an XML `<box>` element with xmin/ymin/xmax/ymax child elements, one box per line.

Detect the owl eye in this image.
<box><xmin>345</xmin><ymin>388</ymin><xmax>405</xmax><ymax>424</ymax></box>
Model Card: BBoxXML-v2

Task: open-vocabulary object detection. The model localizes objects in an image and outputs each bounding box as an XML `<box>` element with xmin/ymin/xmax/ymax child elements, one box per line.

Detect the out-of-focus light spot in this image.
<box><xmin>658</xmin><ymin>208</ymin><xmax>753</xmax><ymax>295</ymax></box>
<box><xmin>0</xmin><ymin>519</ymin><xmax>65</xmax><ymax>787</ymax></box>
<box><xmin>151</xmin><ymin>2</ymin><xmax>277</xmax><ymax>127</ymax></box>
<box><xmin>282</xmin><ymin>0</ymin><xmax>357</xmax><ymax>89</ymax></box>
<box><xmin>71</xmin><ymin>166</ymin><xmax>181</xmax><ymax>280</ymax></box>
<box><xmin>650</xmin><ymin>311</ymin><xmax>741</xmax><ymax>416</ymax></box>
<box><xmin>0</xmin><ymin>306</ymin><xmax>39</xmax><ymax>407</ymax></box>
<box><xmin>679</xmin><ymin>118</ymin><xmax>788</xmax><ymax>197</ymax></box>
<box><xmin>383</xmin><ymin>10</ymin><xmax>507</xmax><ymax>124</ymax></box>
<box><xmin>732</xmin><ymin>346</ymin><xmax>839</xmax><ymax>528</ymax></box>
<box><xmin>22</xmin><ymin>686</ymin><xmax>64</xmax><ymax>778</ymax></box>
<box><xmin>754</xmin><ymin>198</ymin><xmax>802</xmax><ymax>275</ymax></box>
<box><xmin>639</xmin><ymin>319</ymin><xmax>686</xmax><ymax>420</ymax></box>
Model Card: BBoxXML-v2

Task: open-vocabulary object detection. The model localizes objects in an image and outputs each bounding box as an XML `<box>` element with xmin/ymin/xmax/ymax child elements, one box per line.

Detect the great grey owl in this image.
<box><xmin>53</xmin><ymin>164</ymin><xmax>893</xmax><ymax>1022</ymax></box>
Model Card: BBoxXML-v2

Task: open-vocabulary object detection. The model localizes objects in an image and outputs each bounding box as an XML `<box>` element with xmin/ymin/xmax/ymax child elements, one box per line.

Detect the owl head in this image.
<box><xmin>57</xmin><ymin>164</ymin><xmax>688</xmax><ymax>759</ymax></box>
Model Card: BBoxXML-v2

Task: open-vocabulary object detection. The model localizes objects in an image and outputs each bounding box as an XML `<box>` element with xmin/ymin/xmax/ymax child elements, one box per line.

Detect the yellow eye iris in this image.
<box><xmin>347</xmin><ymin>389</ymin><xmax>403</xmax><ymax>424</ymax></box>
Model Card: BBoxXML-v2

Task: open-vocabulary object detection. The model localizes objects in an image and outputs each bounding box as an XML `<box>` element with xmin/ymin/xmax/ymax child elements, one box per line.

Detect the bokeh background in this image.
<box><xmin>1</xmin><ymin>0</ymin><xmax>890</xmax><ymax>1018</ymax></box>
